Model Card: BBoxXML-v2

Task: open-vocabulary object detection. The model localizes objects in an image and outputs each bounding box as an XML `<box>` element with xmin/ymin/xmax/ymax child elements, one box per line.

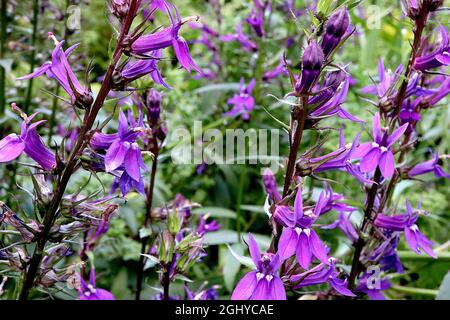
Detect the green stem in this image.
<box><xmin>397</xmin><ymin>251</ymin><xmax>450</xmax><ymax>261</ymax></box>
<box><xmin>0</xmin><ymin>0</ymin><xmax>7</xmax><ymax>116</ymax></box>
<box><xmin>23</xmin><ymin>0</ymin><xmax>40</xmax><ymax>114</ymax></box>
<box><xmin>391</xmin><ymin>285</ymin><xmax>439</xmax><ymax>297</ymax></box>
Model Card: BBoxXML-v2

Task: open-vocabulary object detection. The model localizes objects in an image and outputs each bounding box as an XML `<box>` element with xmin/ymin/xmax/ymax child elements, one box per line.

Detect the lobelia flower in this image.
<box><xmin>245</xmin><ymin>0</ymin><xmax>267</xmax><ymax>38</ymax></box>
<box><xmin>231</xmin><ymin>234</ymin><xmax>286</xmax><ymax>300</ymax></box>
<box><xmin>369</xmin><ymin>234</ymin><xmax>404</xmax><ymax>274</ymax></box>
<box><xmin>90</xmin><ymin>109</ymin><xmax>148</xmax><ymax>195</ymax></box>
<box><xmin>414</xmin><ymin>26</ymin><xmax>450</xmax><ymax>71</ymax></box>
<box><xmin>262</xmin><ymin>56</ymin><xmax>288</xmax><ymax>82</ymax></box>
<box><xmin>399</xmin><ymin>99</ymin><xmax>421</xmax><ymax>133</ymax></box>
<box><xmin>295</xmin><ymin>41</ymin><xmax>324</xmax><ymax>94</ymax></box>
<box><xmin>356</xmin><ymin>273</ymin><xmax>391</xmax><ymax>300</ymax></box>
<box><xmin>196</xmin><ymin>214</ymin><xmax>221</xmax><ymax>236</ymax></box>
<box><xmin>309</xmin><ymin>74</ymin><xmax>363</xmax><ymax>123</ymax></box>
<box><xmin>353</xmin><ymin>113</ymin><xmax>408</xmax><ymax>179</ymax></box>
<box><xmin>408</xmin><ymin>151</ymin><xmax>450</xmax><ymax>179</ymax></box>
<box><xmin>78</xmin><ymin>269</ymin><xmax>116</xmax><ymax>300</ymax></box>
<box><xmin>374</xmin><ymin>199</ymin><xmax>437</xmax><ymax>258</ymax></box>
<box><xmin>17</xmin><ymin>33</ymin><xmax>93</xmax><ymax>108</ymax></box>
<box><xmin>262</xmin><ymin>168</ymin><xmax>282</xmax><ymax>203</ymax></box>
<box><xmin>220</xmin><ymin>21</ymin><xmax>258</xmax><ymax>52</ymax></box>
<box><xmin>292</xmin><ymin>258</ymin><xmax>355</xmax><ymax>297</ymax></box>
<box><xmin>224</xmin><ymin>78</ymin><xmax>256</xmax><ymax>121</ymax></box>
<box><xmin>322</xmin><ymin>211</ymin><xmax>358</xmax><ymax>242</ymax></box>
<box><xmin>0</xmin><ymin>109</ymin><xmax>56</xmax><ymax>171</ymax></box>
<box><xmin>321</xmin><ymin>8</ymin><xmax>350</xmax><ymax>58</ymax></box>
<box><xmin>361</xmin><ymin>59</ymin><xmax>419</xmax><ymax>105</ymax></box>
<box><xmin>274</xmin><ymin>187</ymin><xmax>329</xmax><ymax>269</ymax></box>
<box><xmin>117</xmin><ymin>50</ymin><xmax>172</xmax><ymax>89</ymax></box>
<box><xmin>314</xmin><ymin>127</ymin><xmax>372</xmax><ymax>184</ymax></box>
<box><xmin>130</xmin><ymin>2</ymin><xmax>201</xmax><ymax>73</ymax></box>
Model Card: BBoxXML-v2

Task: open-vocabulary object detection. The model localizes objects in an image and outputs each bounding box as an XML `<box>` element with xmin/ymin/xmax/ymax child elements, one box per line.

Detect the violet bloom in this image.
<box><xmin>0</xmin><ymin>112</ymin><xmax>56</xmax><ymax>171</ymax></box>
<box><xmin>79</xmin><ymin>269</ymin><xmax>115</xmax><ymax>300</ymax></box>
<box><xmin>315</xmin><ymin>127</ymin><xmax>372</xmax><ymax>184</ymax></box>
<box><xmin>224</xmin><ymin>78</ymin><xmax>256</xmax><ymax>121</ymax></box>
<box><xmin>220</xmin><ymin>22</ymin><xmax>258</xmax><ymax>52</ymax></box>
<box><xmin>414</xmin><ymin>26</ymin><xmax>450</xmax><ymax>71</ymax></box>
<box><xmin>375</xmin><ymin>200</ymin><xmax>437</xmax><ymax>258</ymax></box>
<box><xmin>196</xmin><ymin>214</ymin><xmax>221</xmax><ymax>236</ymax></box>
<box><xmin>356</xmin><ymin>273</ymin><xmax>391</xmax><ymax>300</ymax></box>
<box><xmin>262</xmin><ymin>168</ymin><xmax>282</xmax><ymax>203</ymax></box>
<box><xmin>119</xmin><ymin>50</ymin><xmax>172</xmax><ymax>89</ymax></box>
<box><xmin>353</xmin><ymin>113</ymin><xmax>408</xmax><ymax>179</ymax></box>
<box><xmin>309</xmin><ymin>76</ymin><xmax>363</xmax><ymax>122</ymax></box>
<box><xmin>274</xmin><ymin>188</ymin><xmax>329</xmax><ymax>269</ymax></box>
<box><xmin>361</xmin><ymin>59</ymin><xmax>418</xmax><ymax>102</ymax></box>
<box><xmin>131</xmin><ymin>3</ymin><xmax>201</xmax><ymax>73</ymax></box>
<box><xmin>262</xmin><ymin>57</ymin><xmax>288</xmax><ymax>82</ymax></box>
<box><xmin>231</xmin><ymin>234</ymin><xmax>286</xmax><ymax>300</ymax></box>
<box><xmin>90</xmin><ymin>109</ymin><xmax>147</xmax><ymax>192</ymax></box>
<box><xmin>369</xmin><ymin>234</ymin><xmax>404</xmax><ymax>274</ymax></box>
<box><xmin>18</xmin><ymin>33</ymin><xmax>92</xmax><ymax>107</ymax></box>
<box><xmin>409</xmin><ymin>151</ymin><xmax>450</xmax><ymax>179</ymax></box>
<box><xmin>321</xmin><ymin>8</ymin><xmax>350</xmax><ymax>58</ymax></box>
<box><xmin>246</xmin><ymin>0</ymin><xmax>266</xmax><ymax>37</ymax></box>
<box><xmin>292</xmin><ymin>258</ymin><xmax>355</xmax><ymax>297</ymax></box>
<box><xmin>399</xmin><ymin>99</ymin><xmax>421</xmax><ymax>133</ymax></box>
<box><xmin>322</xmin><ymin>211</ymin><xmax>358</xmax><ymax>242</ymax></box>
<box><xmin>295</xmin><ymin>41</ymin><xmax>324</xmax><ymax>94</ymax></box>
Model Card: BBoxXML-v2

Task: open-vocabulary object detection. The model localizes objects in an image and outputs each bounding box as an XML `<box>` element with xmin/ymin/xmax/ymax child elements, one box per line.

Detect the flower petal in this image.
<box><xmin>379</xmin><ymin>151</ymin><xmax>395</xmax><ymax>179</ymax></box>
<box><xmin>105</xmin><ymin>140</ymin><xmax>128</xmax><ymax>172</ymax></box>
<box><xmin>0</xmin><ymin>134</ymin><xmax>25</xmax><ymax>162</ymax></box>
<box><xmin>278</xmin><ymin>228</ymin><xmax>298</xmax><ymax>260</ymax></box>
<box><xmin>360</xmin><ymin>147</ymin><xmax>381</xmax><ymax>173</ymax></box>
<box><xmin>231</xmin><ymin>271</ymin><xmax>258</xmax><ymax>300</ymax></box>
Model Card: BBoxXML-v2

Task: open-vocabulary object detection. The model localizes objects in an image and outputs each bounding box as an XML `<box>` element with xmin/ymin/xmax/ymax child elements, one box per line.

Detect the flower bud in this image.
<box><xmin>158</xmin><ymin>231</ymin><xmax>175</xmax><ymax>264</ymax></box>
<box><xmin>262</xmin><ymin>168</ymin><xmax>281</xmax><ymax>202</ymax></box>
<box><xmin>108</xmin><ymin>0</ymin><xmax>130</xmax><ymax>20</ymax></box>
<box><xmin>167</xmin><ymin>208</ymin><xmax>181</xmax><ymax>235</ymax></box>
<box><xmin>295</xmin><ymin>41</ymin><xmax>324</xmax><ymax>94</ymax></box>
<box><xmin>321</xmin><ymin>9</ymin><xmax>350</xmax><ymax>58</ymax></box>
<box><xmin>146</xmin><ymin>89</ymin><xmax>162</xmax><ymax>126</ymax></box>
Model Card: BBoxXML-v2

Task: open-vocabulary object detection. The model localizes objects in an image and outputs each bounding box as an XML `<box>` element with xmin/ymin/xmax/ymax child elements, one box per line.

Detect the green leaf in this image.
<box><xmin>223</xmin><ymin>243</ymin><xmax>244</xmax><ymax>292</ymax></box>
<box><xmin>226</xmin><ymin>244</ymin><xmax>255</xmax><ymax>269</ymax></box>
<box><xmin>437</xmin><ymin>272</ymin><xmax>450</xmax><ymax>300</ymax></box>
<box><xmin>192</xmin><ymin>207</ymin><xmax>237</xmax><ymax>219</ymax></box>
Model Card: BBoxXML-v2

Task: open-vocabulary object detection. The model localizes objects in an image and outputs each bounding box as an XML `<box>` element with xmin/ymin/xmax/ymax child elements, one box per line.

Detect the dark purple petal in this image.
<box><xmin>0</xmin><ymin>134</ymin><xmax>25</xmax><ymax>162</ymax></box>
<box><xmin>278</xmin><ymin>228</ymin><xmax>298</xmax><ymax>260</ymax></box>
<box><xmin>360</xmin><ymin>147</ymin><xmax>381</xmax><ymax>173</ymax></box>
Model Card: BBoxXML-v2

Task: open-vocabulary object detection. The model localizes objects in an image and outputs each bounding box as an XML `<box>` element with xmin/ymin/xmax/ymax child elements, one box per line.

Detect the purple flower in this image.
<box><xmin>369</xmin><ymin>234</ymin><xmax>404</xmax><ymax>274</ymax></box>
<box><xmin>231</xmin><ymin>234</ymin><xmax>286</xmax><ymax>300</ymax></box>
<box><xmin>79</xmin><ymin>269</ymin><xmax>115</xmax><ymax>300</ymax></box>
<box><xmin>414</xmin><ymin>26</ymin><xmax>450</xmax><ymax>71</ymax></box>
<box><xmin>399</xmin><ymin>99</ymin><xmax>421</xmax><ymax>133</ymax></box>
<box><xmin>295</xmin><ymin>41</ymin><xmax>324</xmax><ymax>94</ymax></box>
<box><xmin>309</xmin><ymin>76</ymin><xmax>363</xmax><ymax>122</ymax></box>
<box><xmin>119</xmin><ymin>50</ymin><xmax>171</xmax><ymax>89</ymax></box>
<box><xmin>356</xmin><ymin>273</ymin><xmax>391</xmax><ymax>300</ymax></box>
<box><xmin>409</xmin><ymin>151</ymin><xmax>450</xmax><ymax>179</ymax></box>
<box><xmin>246</xmin><ymin>0</ymin><xmax>266</xmax><ymax>38</ymax></box>
<box><xmin>361</xmin><ymin>59</ymin><xmax>418</xmax><ymax>102</ymax></box>
<box><xmin>90</xmin><ymin>109</ymin><xmax>147</xmax><ymax>188</ymax></box>
<box><xmin>353</xmin><ymin>113</ymin><xmax>408</xmax><ymax>179</ymax></box>
<box><xmin>321</xmin><ymin>8</ymin><xmax>350</xmax><ymax>58</ymax></box>
<box><xmin>262</xmin><ymin>168</ymin><xmax>282</xmax><ymax>203</ymax></box>
<box><xmin>315</xmin><ymin>127</ymin><xmax>372</xmax><ymax>184</ymax></box>
<box><xmin>18</xmin><ymin>33</ymin><xmax>92</xmax><ymax>107</ymax></box>
<box><xmin>220</xmin><ymin>22</ymin><xmax>258</xmax><ymax>52</ymax></box>
<box><xmin>374</xmin><ymin>200</ymin><xmax>437</xmax><ymax>258</ymax></box>
<box><xmin>196</xmin><ymin>214</ymin><xmax>221</xmax><ymax>236</ymax></box>
<box><xmin>322</xmin><ymin>211</ymin><xmax>358</xmax><ymax>242</ymax></box>
<box><xmin>224</xmin><ymin>78</ymin><xmax>256</xmax><ymax>121</ymax></box>
<box><xmin>131</xmin><ymin>4</ymin><xmax>201</xmax><ymax>73</ymax></box>
<box><xmin>0</xmin><ymin>111</ymin><xmax>56</xmax><ymax>171</ymax></box>
<box><xmin>292</xmin><ymin>258</ymin><xmax>356</xmax><ymax>297</ymax></box>
<box><xmin>262</xmin><ymin>56</ymin><xmax>288</xmax><ymax>82</ymax></box>
<box><xmin>274</xmin><ymin>187</ymin><xmax>329</xmax><ymax>269</ymax></box>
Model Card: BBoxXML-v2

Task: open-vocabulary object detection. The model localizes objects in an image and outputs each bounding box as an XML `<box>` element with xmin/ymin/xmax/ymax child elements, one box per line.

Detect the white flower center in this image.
<box><xmin>256</xmin><ymin>272</ymin><xmax>264</xmax><ymax>281</ymax></box>
<box><xmin>371</xmin><ymin>142</ymin><xmax>379</xmax><ymax>148</ymax></box>
<box><xmin>380</xmin><ymin>146</ymin><xmax>388</xmax><ymax>153</ymax></box>
<box><xmin>265</xmin><ymin>275</ymin><xmax>273</xmax><ymax>282</ymax></box>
